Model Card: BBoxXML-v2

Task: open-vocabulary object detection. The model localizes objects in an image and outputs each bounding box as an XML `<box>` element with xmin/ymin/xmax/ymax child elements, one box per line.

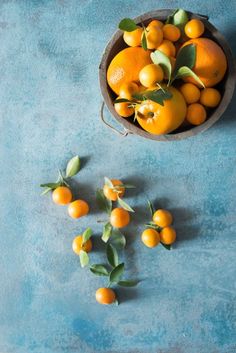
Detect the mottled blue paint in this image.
<box><xmin>0</xmin><ymin>1</ymin><xmax>236</xmax><ymax>352</ymax></box>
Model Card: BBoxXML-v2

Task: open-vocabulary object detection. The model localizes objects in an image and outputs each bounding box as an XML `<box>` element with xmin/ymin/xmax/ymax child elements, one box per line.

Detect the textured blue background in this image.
<box><xmin>0</xmin><ymin>1</ymin><xmax>236</xmax><ymax>352</ymax></box>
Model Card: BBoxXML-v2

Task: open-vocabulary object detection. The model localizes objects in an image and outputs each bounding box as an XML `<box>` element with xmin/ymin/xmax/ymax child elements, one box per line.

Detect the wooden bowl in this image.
<box><xmin>99</xmin><ymin>9</ymin><xmax>236</xmax><ymax>141</ymax></box>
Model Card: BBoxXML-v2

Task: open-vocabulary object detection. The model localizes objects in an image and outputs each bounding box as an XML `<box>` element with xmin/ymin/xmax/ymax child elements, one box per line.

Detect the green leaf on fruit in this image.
<box><xmin>96</xmin><ymin>188</ymin><xmax>112</xmax><ymax>215</ymax></box>
<box><xmin>117</xmin><ymin>196</ymin><xmax>134</xmax><ymax>212</ymax></box>
<box><xmin>40</xmin><ymin>187</ymin><xmax>52</xmax><ymax>195</ymax></box>
<box><xmin>174</xmin><ymin>44</ymin><xmax>196</xmax><ymax>75</ymax></box>
<box><xmin>141</xmin><ymin>31</ymin><xmax>147</xmax><ymax>51</ymax></box>
<box><xmin>172</xmin><ymin>9</ymin><xmax>189</xmax><ymax>33</ymax></box>
<box><xmin>66</xmin><ymin>155</ymin><xmax>80</xmax><ymax>178</ymax></box>
<box><xmin>102</xmin><ymin>222</ymin><xmax>113</xmax><ymax>243</ymax></box>
<box><xmin>161</xmin><ymin>243</ymin><xmax>171</xmax><ymax>250</ymax></box>
<box><xmin>82</xmin><ymin>227</ymin><xmax>92</xmax><ymax>245</ymax></box>
<box><xmin>106</xmin><ymin>244</ymin><xmax>119</xmax><ymax>268</ymax></box>
<box><xmin>174</xmin><ymin>66</ymin><xmax>205</xmax><ymax>87</ymax></box>
<box><xmin>40</xmin><ymin>182</ymin><xmax>60</xmax><ymax>189</ymax></box>
<box><xmin>90</xmin><ymin>264</ymin><xmax>109</xmax><ymax>276</ymax></box>
<box><xmin>79</xmin><ymin>250</ymin><xmax>89</xmax><ymax>268</ymax></box>
<box><xmin>104</xmin><ymin>176</ymin><xmax>114</xmax><ymax>188</ymax></box>
<box><xmin>144</xmin><ymin>89</ymin><xmax>173</xmax><ymax>106</ymax></box>
<box><xmin>151</xmin><ymin>50</ymin><xmax>172</xmax><ymax>83</ymax></box>
<box><xmin>119</xmin><ymin>18</ymin><xmax>138</xmax><ymax>32</ymax></box>
<box><xmin>114</xmin><ymin>98</ymin><xmax>132</xmax><ymax>104</ymax></box>
<box><xmin>109</xmin><ymin>263</ymin><xmax>124</xmax><ymax>283</ymax></box>
<box><xmin>118</xmin><ymin>280</ymin><xmax>139</xmax><ymax>287</ymax></box>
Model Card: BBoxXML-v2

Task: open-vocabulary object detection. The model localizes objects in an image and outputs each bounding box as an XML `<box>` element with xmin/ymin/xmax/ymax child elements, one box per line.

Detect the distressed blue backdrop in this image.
<box><xmin>0</xmin><ymin>1</ymin><xmax>235</xmax><ymax>352</ymax></box>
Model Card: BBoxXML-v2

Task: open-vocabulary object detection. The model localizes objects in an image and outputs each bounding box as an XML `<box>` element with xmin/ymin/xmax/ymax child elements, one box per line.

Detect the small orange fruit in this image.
<box><xmin>148</xmin><ymin>19</ymin><xmax>164</xmax><ymax>29</ymax></box>
<box><xmin>180</xmin><ymin>83</ymin><xmax>201</xmax><ymax>104</ymax></box>
<box><xmin>200</xmin><ymin>88</ymin><xmax>221</xmax><ymax>108</ymax></box>
<box><xmin>72</xmin><ymin>235</ymin><xmax>92</xmax><ymax>255</ymax></box>
<box><xmin>146</xmin><ymin>25</ymin><xmax>163</xmax><ymax>49</ymax></box>
<box><xmin>52</xmin><ymin>186</ymin><xmax>72</xmax><ymax>205</ymax></box>
<box><xmin>186</xmin><ymin>103</ymin><xmax>207</xmax><ymax>125</ymax></box>
<box><xmin>153</xmin><ymin>209</ymin><xmax>173</xmax><ymax>228</ymax></box>
<box><xmin>139</xmin><ymin>64</ymin><xmax>164</xmax><ymax>87</ymax></box>
<box><xmin>114</xmin><ymin>97</ymin><xmax>134</xmax><ymax>118</ymax></box>
<box><xmin>141</xmin><ymin>228</ymin><xmax>160</xmax><ymax>248</ymax></box>
<box><xmin>96</xmin><ymin>287</ymin><xmax>116</xmax><ymax>305</ymax></box>
<box><xmin>157</xmin><ymin>39</ymin><xmax>176</xmax><ymax>57</ymax></box>
<box><xmin>123</xmin><ymin>27</ymin><xmax>143</xmax><ymax>47</ymax></box>
<box><xmin>162</xmin><ymin>24</ymin><xmax>181</xmax><ymax>42</ymax></box>
<box><xmin>160</xmin><ymin>226</ymin><xmax>176</xmax><ymax>245</ymax></box>
<box><xmin>185</xmin><ymin>19</ymin><xmax>205</xmax><ymax>39</ymax></box>
<box><xmin>68</xmin><ymin>199</ymin><xmax>89</xmax><ymax>219</ymax></box>
<box><xmin>103</xmin><ymin>179</ymin><xmax>125</xmax><ymax>201</ymax></box>
<box><xmin>119</xmin><ymin>81</ymin><xmax>139</xmax><ymax>100</ymax></box>
<box><xmin>110</xmin><ymin>207</ymin><xmax>130</xmax><ymax>228</ymax></box>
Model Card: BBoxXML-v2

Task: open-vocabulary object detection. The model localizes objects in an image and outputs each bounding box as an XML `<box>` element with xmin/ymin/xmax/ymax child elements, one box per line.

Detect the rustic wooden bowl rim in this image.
<box><xmin>99</xmin><ymin>9</ymin><xmax>236</xmax><ymax>141</ymax></box>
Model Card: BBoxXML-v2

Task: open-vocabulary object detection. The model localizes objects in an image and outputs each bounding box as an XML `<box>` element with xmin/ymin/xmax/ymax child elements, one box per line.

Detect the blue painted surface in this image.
<box><xmin>0</xmin><ymin>1</ymin><xmax>236</xmax><ymax>352</ymax></box>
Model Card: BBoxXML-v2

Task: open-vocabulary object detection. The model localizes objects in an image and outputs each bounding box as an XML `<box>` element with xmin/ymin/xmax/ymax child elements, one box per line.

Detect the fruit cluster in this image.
<box><xmin>41</xmin><ymin>157</ymin><xmax>176</xmax><ymax>305</ymax></box>
<box><xmin>106</xmin><ymin>9</ymin><xmax>227</xmax><ymax>135</ymax></box>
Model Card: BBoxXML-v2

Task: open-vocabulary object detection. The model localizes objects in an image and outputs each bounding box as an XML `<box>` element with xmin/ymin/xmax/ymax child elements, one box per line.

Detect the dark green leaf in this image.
<box><xmin>119</xmin><ymin>18</ymin><xmax>138</xmax><ymax>32</ymax></box>
<box><xmin>109</xmin><ymin>263</ymin><xmax>124</xmax><ymax>283</ymax></box>
<box><xmin>102</xmin><ymin>222</ymin><xmax>113</xmax><ymax>243</ymax></box>
<box><xmin>96</xmin><ymin>188</ymin><xmax>112</xmax><ymax>215</ymax></box>
<box><xmin>106</xmin><ymin>244</ymin><xmax>119</xmax><ymax>268</ymax></box>
<box><xmin>117</xmin><ymin>196</ymin><xmax>134</xmax><ymax>212</ymax></box>
<box><xmin>166</xmin><ymin>9</ymin><xmax>178</xmax><ymax>24</ymax></box>
<box><xmin>40</xmin><ymin>182</ymin><xmax>60</xmax><ymax>189</ymax></box>
<box><xmin>144</xmin><ymin>89</ymin><xmax>173</xmax><ymax>106</ymax></box>
<box><xmin>90</xmin><ymin>264</ymin><xmax>109</xmax><ymax>276</ymax></box>
<box><xmin>114</xmin><ymin>98</ymin><xmax>132</xmax><ymax>104</ymax></box>
<box><xmin>66</xmin><ymin>155</ymin><xmax>80</xmax><ymax>177</ymax></box>
<box><xmin>174</xmin><ymin>44</ymin><xmax>196</xmax><ymax>76</ymax></box>
<box><xmin>110</xmin><ymin>229</ymin><xmax>126</xmax><ymax>250</ymax></box>
<box><xmin>118</xmin><ymin>280</ymin><xmax>139</xmax><ymax>287</ymax></box>
<box><xmin>174</xmin><ymin>66</ymin><xmax>205</xmax><ymax>87</ymax></box>
<box><xmin>82</xmin><ymin>228</ymin><xmax>92</xmax><ymax>245</ymax></box>
<box><xmin>79</xmin><ymin>250</ymin><xmax>89</xmax><ymax>267</ymax></box>
<box><xmin>141</xmin><ymin>31</ymin><xmax>147</xmax><ymax>51</ymax></box>
<box><xmin>151</xmin><ymin>50</ymin><xmax>172</xmax><ymax>83</ymax></box>
<box><xmin>161</xmin><ymin>243</ymin><xmax>171</xmax><ymax>250</ymax></box>
<box><xmin>145</xmin><ymin>222</ymin><xmax>161</xmax><ymax>231</ymax></box>
<box><xmin>147</xmin><ymin>200</ymin><xmax>155</xmax><ymax>217</ymax></box>
<box><xmin>132</xmin><ymin>92</ymin><xmax>146</xmax><ymax>101</ymax></box>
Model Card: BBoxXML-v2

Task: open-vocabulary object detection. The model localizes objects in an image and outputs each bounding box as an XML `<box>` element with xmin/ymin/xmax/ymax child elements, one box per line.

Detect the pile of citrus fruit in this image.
<box><xmin>40</xmin><ymin>157</ymin><xmax>177</xmax><ymax>305</ymax></box>
<box><xmin>106</xmin><ymin>9</ymin><xmax>227</xmax><ymax>135</ymax></box>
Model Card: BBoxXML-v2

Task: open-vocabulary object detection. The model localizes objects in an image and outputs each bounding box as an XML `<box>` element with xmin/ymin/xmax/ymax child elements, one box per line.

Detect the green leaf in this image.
<box><xmin>174</xmin><ymin>66</ymin><xmax>205</xmax><ymax>87</ymax></box>
<box><xmin>114</xmin><ymin>98</ymin><xmax>132</xmax><ymax>104</ymax></box>
<box><xmin>147</xmin><ymin>200</ymin><xmax>155</xmax><ymax>217</ymax></box>
<box><xmin>102</xmin><ymin>222</ymin><xmax>113</xmax><ymax>243</ymax></box>
<box><xmin>119</xmin><ymin>18</ymin><xmax>138</xmax><ymax>32</ymax></box>
<box><xmin>172</xmin><ymin>9</ymin><xmax>188</xmax><ymax>33</ymax></box>
<box><xmin>166</xmin><ymin>9</ymin><xmax>179</xmax><ymax>24</ymax></box>
<box><xmin>110</xmin><ymin>228</ymin><xmax>126</xmax><ymax>250</ymax></box>
<box><xmin>161</xmin><ymin>243</ymin><xmax>171</xmax><ymax>250</ymax></box>
<box><xmin>144</xmin><ymin>89</ymin><xmax>173</xmax><ymax>106</ymax></box>
<box><xmin>90</xmin><ymin>264</ymin><xmax>109</xmax><ymax>276</ymax></box>
<box><xmin>79</xmin><ymin>250</ymin><xmax>89</xmax><ymax>268</ymax></box>
<box><xmin>174</xmin><ymin>44</ymin><xmax>196</xmax><ymax>75</ymax></box>
<box><xmin>40</xmin><ymin>182</ymin><xmax>60</xmax><ymax>189</ymax></box>
<box><xmin>82</xmin><ymin>228</ymin><xmax>92</xmax><ymax>245</ymax></box>
<box><xmin>104</xmin><ymin>176</ymin><xmax>113</xmax><ymax>188</ymax></box>
<box><xmin>145</xmin><ymin>222</ymin><xmax>161</xmax><ymax>231</ymax></box>
<box><xmin>117</xmin><ymin>196</ymin><xmax>134</xmax><ymax>212</ymax></box>
<box><xmin>96</xmin><ymin>188</ymin><xmax>112</xmax><ymax>215</ymax></box>
<box><xmin>141</xmin><ymin>31</ymin><xmax>147</xmax><ymax>51</ymax></box>
<box><xmin>132</xmin><ymin>92</ymin><xmax>146</xmax><ymax>101</ymax></box>
<box><xmin>40</xmin><ymin>187</ymin><xmax>53</xmax><ymax>195</ymax></box>
<box><xmin>109</xmin><ymin>263</ymin><xmax>124</xmax><ymax>283</ymax></box>
<box><xmin>106</xmin><ymin>244</ymin><xmax>119</xmax><ymax>268</ymax></box>
<box><xmin>118</xmin><ymin>280</ymin><xmax>139</xmax><ymax>287</ymax></box>
<box><xmin>66</xmin><ymin>155</ymin><xmax>80</xmax><ymax>178</ymax></box>
<box><xmin>151</xmin><ymin>50</ymin><xmax>172</xmax><ymax>83</ymax></box>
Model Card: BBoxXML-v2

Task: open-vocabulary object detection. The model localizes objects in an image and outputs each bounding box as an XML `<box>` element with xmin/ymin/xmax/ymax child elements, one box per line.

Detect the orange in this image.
<box><xmin>160</xmin><ymin>226</ymin><xmax>176</xmax><ymax>245</ymax></box>
<box><xmin>162</xmin><ymin>24</ymin><xmax>181</xmax><ymax>42</ymax></box>
<box><xmin>200</xmin><ymin>88</ymin><xmax>221</xmax><ymax>108</ymax></box>
<box><xmin>119</xmin><ymin>81</ymin><xmax>139</xmax><ymax>100</ymax></box>
<box><xmin>157</xmin><ymin>39</ymin><xmax>176</xmax><ymax>57</ymax></box>
<box><xmin>96</xmin><ymin>288</ymin><xmax>116</xmax><ymax>305</ymax></box>
<box><xmin>182</xmin><ymin>38</ymin><xmax>227</xmax><ymax>87</ymax></box>
<box><xmin>68</xmin><ymin>199</ymin><xmax>89</xmax><ymax>219</ymax></box>
<box><xmin>103</xmin><ymin>179</ymin><xmax>125</xmax><ymax>201</ymax></box>
<box><xmin>141</xmin><ymin>229</ymin><xmax>160</xmax><ymax>248</ymax></box>
<box><xmin>136</xmin><ymin>86</ymin><xmax>187</xmax><ymax>135</ymax></box>
<box><xmin>148</xmin><ymin>19</ymin><xmax>164</xmax><ymax>29</ymax></box>
<box><xmin>186</xmin><ymin>103</ymin><xmax>207</xmax><ymax>125</ymax></box>
<box><xmin>180</xmin><ymin>83</ymin><xmax>201</xmax><ymax>104</ymax></box>
<box><xmin>123</xmin><ymin>27</ymin><xmax>143</xmax><ymax>47</ymax></box>
<box><xmin>107</xmin><ymin>47</ymin><xmax>152</xmax><ymax>95</ymax></box>
<box><xmin>52</xmin><ymin>186</ymin><xmax>72</xmax><ymax>205</ymax></box>
<box><xmin>146</xmin><ymin>25</ymin><xmax>163</xmax><ymax>49</ymax></box>
<box><xmin>185</xmin><ymin>19</ymin><xmax>205</xmax><ymax>39</ymax></box>
<box><xmin>110</xmin><ymin>207</ymin><xmax>130</xmax><ymax>228</ymax></box>
<box><xmin>114</xmin><ymin>97</ymin><xmax>134</xmax><ymax>117</ymax></box>
<box><xmin>153</xmin><ymin>209</ymin><xmax>173</xmax><ymax>228</ymax></box>
<box><xmin>139</xmin><ymin>64</ymin><xmax>164</xmax><ymax>87</ymax></box>
<box><xmin>72</xmin><ymin>235</ymin><xmax>92</xmax><ymax>255</ymax></box>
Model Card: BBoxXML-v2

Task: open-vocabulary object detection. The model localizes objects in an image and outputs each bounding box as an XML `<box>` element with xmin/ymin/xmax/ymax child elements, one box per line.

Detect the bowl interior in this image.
<box><xmin>99</xmin><ymin>10</ymin><xmax>236</xmax><ymax>141</ymax></box>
